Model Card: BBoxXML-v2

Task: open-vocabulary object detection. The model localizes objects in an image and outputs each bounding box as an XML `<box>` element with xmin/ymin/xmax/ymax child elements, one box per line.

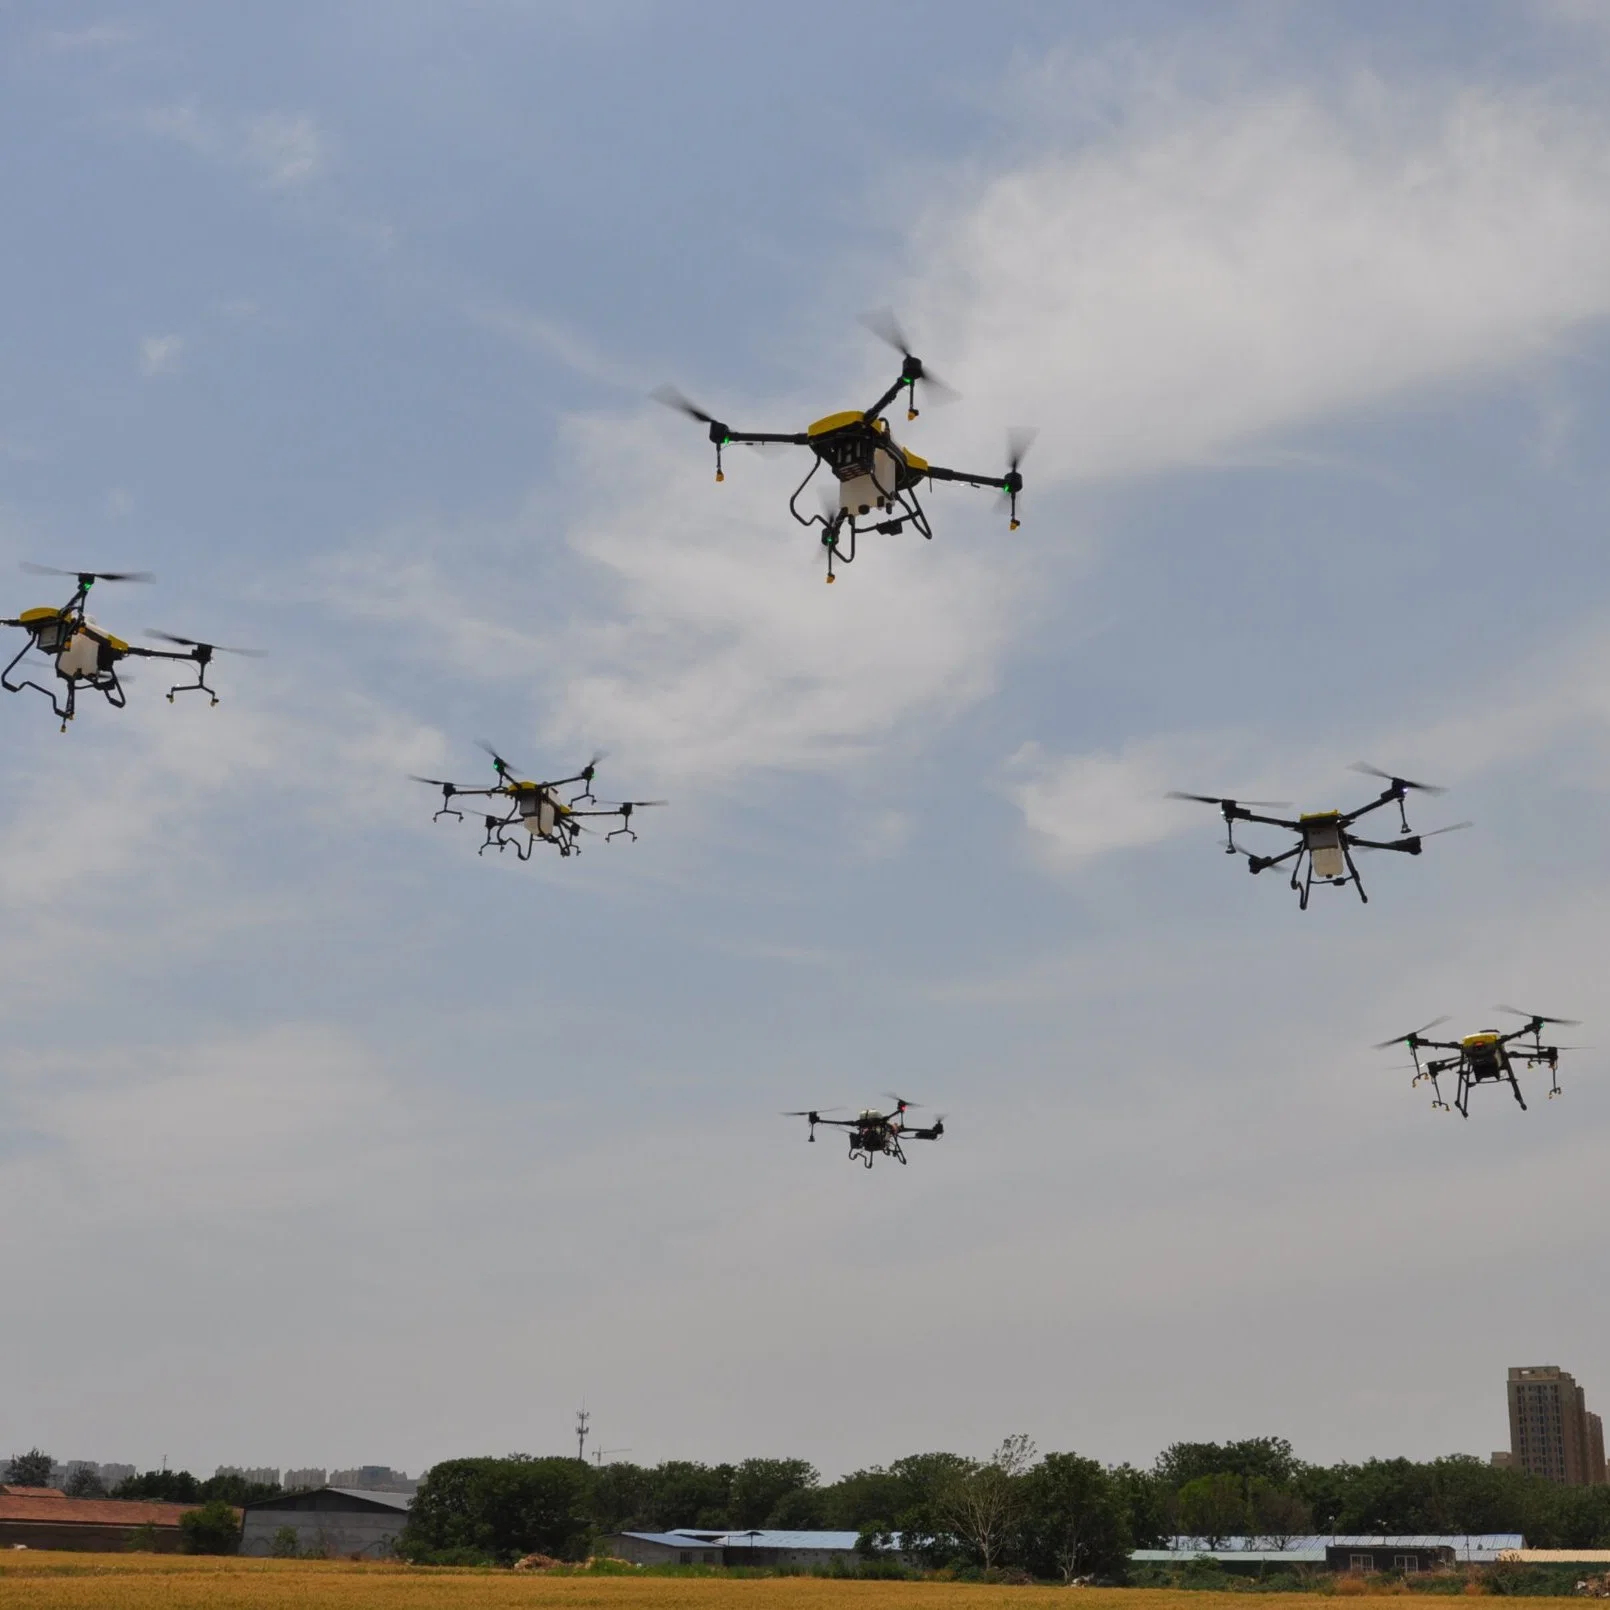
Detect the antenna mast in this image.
<box><xmin>575</xmin><ymin>1408</ymin><xmax>590</xmax><ymax>1463</ymax></box>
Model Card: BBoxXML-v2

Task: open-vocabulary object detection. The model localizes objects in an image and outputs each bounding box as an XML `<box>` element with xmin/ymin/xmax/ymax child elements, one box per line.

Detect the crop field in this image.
<box><xmin>0</xmin><ymin>1558</ymin><xmax>1586</xmax><ymax>1610</ymax></box>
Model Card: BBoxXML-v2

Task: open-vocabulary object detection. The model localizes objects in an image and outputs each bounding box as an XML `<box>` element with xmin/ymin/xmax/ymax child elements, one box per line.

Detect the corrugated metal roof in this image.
<box><xmin>1504</xmin><ymin>1550</ymin><xmax>1610</xmax><ymax>1563</ymax></box>
<box><xmin>0</xmin><ymin>1494</ymin><xmax>195</xmax><ymax>1526</ymax></box>
<box><xmin>670</xmin><ymin>1529</ymin><xmax>867</xmax><ymax>1549</ymax></box>
<box><xmin>1135</xmin><ymin>1550</ymin><xmax>1327</xmax><ymax>1564</ymax></box>
<box><xmin>329</xmin><ymin>1488</ymin><xmax>412</xmax><ymax>1511</ymax></box>
<box><xmin>1165</xmin><ymin>1534</ymin><xmax>1523</xmax><ymax>1552</ymax></box>
<box><xmin>621</xmin><ymin>1533</ymin><xmax>727</xmax><ymax>1549</ymax></box>
<box><xmin>245</xmin><ymin>1486</ymin><xmax>412</xmax><ymax>1513</ymax></box>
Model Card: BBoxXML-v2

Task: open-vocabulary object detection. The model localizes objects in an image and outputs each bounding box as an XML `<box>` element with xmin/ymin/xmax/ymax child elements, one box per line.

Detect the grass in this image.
<box><xmin>0</xmin><ymin>1558</ymin><xmax>1590</xmax><ymax>1610</ymax></box>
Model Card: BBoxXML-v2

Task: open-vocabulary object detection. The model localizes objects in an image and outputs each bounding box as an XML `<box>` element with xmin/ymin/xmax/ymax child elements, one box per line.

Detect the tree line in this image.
<box><xmin>400</xmin><ymin>1435</ymin><xmax>1610</xmax><ymax>1571</ymax></box>
<box><xmin>16</xmin><ymin>1434</ymin><xmax>1610</xmax><ymax>1572</ymax></box>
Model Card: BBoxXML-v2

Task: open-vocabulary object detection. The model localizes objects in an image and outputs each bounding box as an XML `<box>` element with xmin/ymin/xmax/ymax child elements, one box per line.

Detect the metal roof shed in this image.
<box><xmin>239</xmin><ymin>1487</ymin><xmax>411</xmax><ymax>1559</ymax></box>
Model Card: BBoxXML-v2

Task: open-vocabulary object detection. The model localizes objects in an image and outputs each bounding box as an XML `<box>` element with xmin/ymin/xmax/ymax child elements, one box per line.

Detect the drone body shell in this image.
<box><xmin>1300</xmin><ymin>811</ymin><xmax>1345</xmax><ymax>881</ymax></box>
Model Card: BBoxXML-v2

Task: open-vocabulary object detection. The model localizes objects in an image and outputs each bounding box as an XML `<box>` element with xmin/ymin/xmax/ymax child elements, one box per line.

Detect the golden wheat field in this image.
<box><xmin>0</xmin><ymin>1558</ymin><xmax>1587</xmax><ymax>1610</ymax></box>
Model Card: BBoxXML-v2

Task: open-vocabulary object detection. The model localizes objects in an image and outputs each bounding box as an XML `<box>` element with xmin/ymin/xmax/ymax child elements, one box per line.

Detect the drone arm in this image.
<box><xmin>1248</xmin><ymin>842</ymin><xmax>1302</xmax><ymax>870</ymax></box>
<box><xmin>907</xmin><ymin>1125</ymin><xmax>943</xmax><ymax>1141</ymax></box>
<box><xmin>1235</xmin><ymin>809</ymin><xmax>1302</xmax><ymax>832</ymax></box>
<box><xmin>861</xmin><ymin>375</ymin><xmax>912</xmax><ymax>423</ymax></box>
<box><xmin>727</xmin><ymin>429</ymin><xmax>810</xmax><ymax>446</ymax></box>
<box><xmin>922</xmin><ymin>463</ymin><xmax>1010</xmax><ymax>491</ymax></box>
<box><xmin>1345</xmin><ymin>833</ymin><xmax>1420</xmax><ymax>855</ymax></box>
<box><xmin>1338</xmin><ymin>789</ymin><xmax>1401</xmax><ymax>828</ymax></box>
<box><xmin>122</xmin><ymin>644</ymin><xmax>195</xmax><ymax>662</ymax></box>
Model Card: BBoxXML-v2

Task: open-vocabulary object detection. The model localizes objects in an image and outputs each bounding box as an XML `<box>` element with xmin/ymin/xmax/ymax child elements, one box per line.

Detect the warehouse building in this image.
<box><xmin>239</xmin><ymin>1487</ymin><xmax>411</xmax><ymax>1558</ymax></box>
<box><xmin>1132</xmin><ymin>1534</ymin><xmax>1523</xmax><ymax>1573</ymax></box>
<box><xmin>0</xmin><ymin>1485</ymin><xmax>195</xmax><ymax>1551</ymax></box>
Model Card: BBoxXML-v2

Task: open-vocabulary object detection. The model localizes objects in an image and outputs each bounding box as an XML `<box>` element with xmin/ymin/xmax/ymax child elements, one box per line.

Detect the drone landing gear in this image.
<box><xmin>165</xmin><ymin>662</ymin><xmax>219</xmax><ymax>707</ymax></box>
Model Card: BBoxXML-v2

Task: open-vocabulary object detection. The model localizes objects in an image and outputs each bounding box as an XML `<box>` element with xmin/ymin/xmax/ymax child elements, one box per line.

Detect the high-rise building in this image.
<box><xmin>1507</xmin><ymin>1365</ymin><xmax>1608</xmax><ymax>1485</ymax></box>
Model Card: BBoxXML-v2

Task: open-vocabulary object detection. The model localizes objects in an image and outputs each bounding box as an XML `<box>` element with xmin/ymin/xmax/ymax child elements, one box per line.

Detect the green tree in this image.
<box><xmin>729</xmin><ymin>1458</ymin><xmax>818</xmax><ymax>1529</ymax></box>
<box><xmin>638</xmin><ymin>1460</ymin><xmax>734</xmax><ymax>1530</ymax></box>
<box><xmin>766</xmin><ymin>1484</ymin><xmax>830</xmax><ymax>1529</ymax></box>
<box><xmin>1020</xmin><ymin>1452</ymin><xmax>1131</xmax><ymax>1582</ymax></box>
<box><xmin>199</xmin><ymin>1472</ymin><xmax>281</xmax><ymax>1506</ymax></box>
<box><xmin>402</xmin><ymin>1455</ymin><xmax>592</xmax><ymax>1564</ymax></box>
<box><xmin>1110</xmin><ymin>1464</ymin><xmax>1168</xmax><ymax>1549</ymax></box>
<box><xmin>879</xmin><ymin>1452</ymin><xmax>973</xmax><ymax>1564</ymax></box>
<box><xmin>63</xmin><ymin>1464</ymin><xmax>107</xmax><ymax>1498</ymax></box>
<box><xmin>179</xmin><ymin>1498</ymin><xmax>241</xmax><ymax>1555</ymax></box>
<box><xmin>586</xmin><ymin>1460</ymin><xmax>653</xmax><ymax>1533</ymax></box>
<box><xmin>112</xmin><ymin>1470</ymin><xmax>203</xmax><ymax>1503</ymax></box>
<box><xmin>1155</xmin><ymin>1438</ymin><xmax>1301</xmax><ymax>1491</ymax></box>
<box><xmin>4</xmin><ymin>1449</ymin><xmax>54</xmax><ymax>1487</ymax></box>
<box><xmin>937</xmin><ymin>1435</ymin><xmax>1036</xmax><ymax>1570</ymax></box>
<box><xmin>1247</xmin><ymin>1476</ymin><xmax>1312</xmax><ymax>1548</ymax></box>
<box><xmin>1174</xmin><ymin>1471</ymin><xmax>1248</xmax><ymax>1547</ymax></box>
<box><xmin>819</xmin><ymin>1466</ymin><xmax>914</xmax><ymax>1531</ymax></box>
<box><xmin>270</xmin><ymin>1525</ymin><xmax>300</xmax><ymax>1558</ymax></box>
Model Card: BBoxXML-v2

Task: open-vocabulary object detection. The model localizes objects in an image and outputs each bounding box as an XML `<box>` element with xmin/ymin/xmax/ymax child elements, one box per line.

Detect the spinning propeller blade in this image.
<box><xmin>1350</xmin><ymin>761</ymin><xmax>1447</xmax><ymax>796</ymax></box>
<box><xmin>651</xmin><ymin>384</ymin><xmax>721</xmax><ymax>427</ymax></box>
<box><xmin>1165</xmin><ymin>792</ymin><xmax>1293</xmax><ymax>808</ymax></box>
<box><xmin>880</xmin><ymin>1091</ymin><xmax>921</xmax><ymax>1109</ymax></box>
<box><xmin>408</xmin><ymin>775</ymin><xmax>458</xmax><ymax>789</ymax></box>
<box><xmin>858</xmin><ymin>307</ymin><xmax>960</xmax><ymax>406</ymax></box>
<box><xmin>1005</xmin><ymin>426</ymin><xmax>1038</xmax><ymax>476</ymax></box>
<box><xmin>146</xmin><ymin>629</ymin><xmax>265</xmax><ymax>657</ymax></box>
<box><xmin>1495</xmin><ymin>1005</ymin><xmax>1581</xmax><ymax>1027</ymax></box>
<box><xmin>21</xmin><ymin>562</ymin><xmax>154</xmax><ymax>584</ymax></box>
<box><xmin>1373</xmin><ymin>1017</ymin><xmax>1451</xmax><ymax>1050</ymax></box>
<box><xmin>475</xmin><ymin>738</ymin><xmax>525</xmax><ymax>778</ymax></box>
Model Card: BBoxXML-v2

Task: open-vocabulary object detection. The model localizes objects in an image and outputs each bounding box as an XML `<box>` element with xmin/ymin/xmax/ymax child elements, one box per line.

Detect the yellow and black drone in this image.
<box><xmin>412</xmin><ymin>742</ymin><xmax>665</xmax><ymax>861</ymax></box>
<box><xmin>782</xmin><ymin>1095</ymin><xmax>945</xmax><ymax>1169</ymax></box>
<box><xmin>1375</xmin><ymin>1008</ymin><xmax>1583</xmax><ymax>1117</ymax></box>
<box><xmin>1</xmin><ymin>564</ymin><xmax>261</xmax><ymax>731</ymax></box>
<box><xmin>655</xmin><ymin>310</ymin><xmax>1034</xmax><ymax>582</ymax></box>
<box><xmin>1168</xmin><ymin>763</ymin><xmax>1470</xmax><ymax>909</ymax></box>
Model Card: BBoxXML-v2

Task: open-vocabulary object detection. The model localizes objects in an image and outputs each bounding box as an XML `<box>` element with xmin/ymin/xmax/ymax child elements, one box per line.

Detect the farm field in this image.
<box><xmin>0</xmin><ymin>1559</ymin><xmax>1585</xmax><ymax>1610</ymax></box>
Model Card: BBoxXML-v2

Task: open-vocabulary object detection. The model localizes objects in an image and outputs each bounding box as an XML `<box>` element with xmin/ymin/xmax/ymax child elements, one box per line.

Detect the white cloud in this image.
<box><xmin>36</xmin><ymin>23</ymin><xmax>134</xmax><ymax>52</ymax></box>
<box><xmin>896</xmin><ymin>80</ymin><xmax>1610</xmax><ymax>488</ymax></box>
<box><xmin>243</xmin><ymin>111</ymin><xmax>322</xmax><ymax>190</ymax></box>
<box><xmin>139</xmin><ymin>333</ymin><xmax>183</xmax><ymax>375</ymax></box>
<box><xmin>1006</xmin><ymin>606</ymin><xmax>1610</xmax><ymax>868</ymax></box>
<box><xmin>545</xmin><ymin>75</ymin><xmax>1610</xmax><ymax>792</ymax></box>
<box><xmin>134</xmin><ymin>101</ymin><xmax>325</xmax><ymax>191</ymax></box>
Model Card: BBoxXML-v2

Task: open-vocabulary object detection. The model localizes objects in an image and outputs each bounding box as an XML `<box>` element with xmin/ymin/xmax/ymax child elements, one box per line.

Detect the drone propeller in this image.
<box><xmin>858</xmin><ymin>308</ymin><xmax>959</xmax><ymax>416</ymax></box>
<box><xmin>995</xmin><ymin>427</ymin><xmax>1038</xmax><ymax>529</ymax></box>
<box><xmin>146</xmin><ymin>629</ymin><xmax>265</xmax><ymax>658</ymax></box>
<box><xmin>1373</xmin><ymin>1016</ymin><xmax>1451</xmax><ymax>1050</ymax></box>
<box><xmin>1350</xmin><ymin>761</ymin><xmax>1447</xmax><ymax>796</ymax></box>
<box><xmin>409</xmin><ymin>774</ymin><xmax>460</xmax><ymax>792</ymax></box>
<box><xmin>881</xmin><ymin>1091</ymin><xmax>921</xmax><ymax>1109</ymax></box>
<box><xmin>1495</xmin><ymin>1005</ymin><xmax>1582</xmax><ymax>1027</ymax></box>
<box><xmin>1166</xmin><ymin>791</ymin><xmax>1293</xmax><ymax>809</ymax></box>
<box><xmin>474</xmin><ymin>738</ymin><xmax>526</xmax><ymax>780</ymax></box>
<box><xmin>1356</xmin><ymin>821</ymin><xmax>1472</xmax><ymax>851</ymax></box>
<box><xmin>21</xmin><ymin>562</ymin><xmax>154</xmax><ymax>584</ymax></box>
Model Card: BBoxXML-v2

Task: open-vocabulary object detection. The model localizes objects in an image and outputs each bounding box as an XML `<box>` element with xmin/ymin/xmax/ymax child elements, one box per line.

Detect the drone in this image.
<box><xmin>412</xmin><ymin>742</ymin><xmax>665</xmax><ymax>860</ymax></box>
<box><xmin>783</xmin><ymin>1095</ymin><xmax>945</xmax><ymax>1168</ymax></box>
<box><xmin>1</xmin><ymin>565</ymin><xmax>260</xmax><ymax>731</ymax></box>
<box><xmin>1375</xmin><ymin>1008</ymin><xmax>1582</xmax><ymax>1117</ymax></box>
<box><xmin>654</xmin><ymin>310</ymin><xmax>1034</xmax><ymax>582</ymax></box>
<box><xmin>1168</xmin><ymin>763</ymin><xmax>1470</xmax><ymax>909</ymax></box>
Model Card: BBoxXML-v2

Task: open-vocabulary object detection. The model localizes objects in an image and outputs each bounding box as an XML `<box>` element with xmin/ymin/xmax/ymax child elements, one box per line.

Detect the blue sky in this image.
<box><xmin>6</xmin><ymin>0</ymin><xmax>1610</xmax><ymax>1482</ymax></box>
